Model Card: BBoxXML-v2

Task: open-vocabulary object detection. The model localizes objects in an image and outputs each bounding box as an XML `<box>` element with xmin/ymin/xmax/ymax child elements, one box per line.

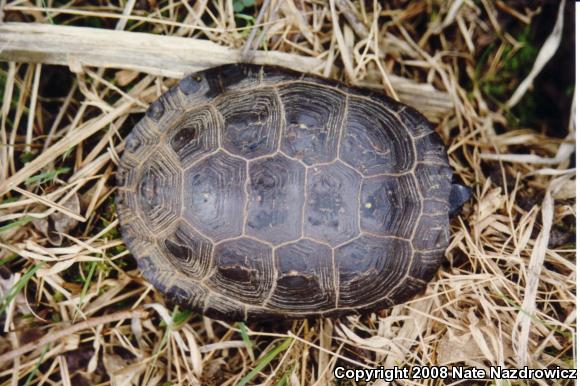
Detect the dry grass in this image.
<box><xmin>0</xmin><ymin>0</ymin><xmax>575</xmax><ymax>385</ymax></box>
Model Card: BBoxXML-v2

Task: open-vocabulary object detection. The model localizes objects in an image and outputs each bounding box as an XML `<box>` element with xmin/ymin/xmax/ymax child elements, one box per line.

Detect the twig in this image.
<box><xmin>329</xmin><ymin>0</ymin><xmax>355</xmax><ymax>82</ymax></box>
<box><xmin>0</xmin><ymin>22</ymin><xmax>323</xmax><ymax>77</ymax></box>
<box><xmin>335</xmin><ymin>0</ymin><xmax>368</xmax><ymax>39</ymax></box>
<box><xmin>241</xmin><ymin>0</ymin><xmax>271</xmax><ymax>63</ymax></box>
<box><xmin>25</xmin><ymin>64</ymin><xmax>41</xmax><ymax>154</ymax></box>
<box><xmin>0</xmin><ymin>22</ymin><xmax>453</xmax><ymax>119</ymax></box>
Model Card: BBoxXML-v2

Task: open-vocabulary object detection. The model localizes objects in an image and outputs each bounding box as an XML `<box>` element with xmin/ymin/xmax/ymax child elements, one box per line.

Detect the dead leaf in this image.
<box><xmin>33</xmin><ymin>193</ymin><xmax>81</xmax><ymax>245</ymax></box>
<box><xmin>437</xmin><ymin>329</ymin><xmax>483</xmax><ymax>364</ymax></box>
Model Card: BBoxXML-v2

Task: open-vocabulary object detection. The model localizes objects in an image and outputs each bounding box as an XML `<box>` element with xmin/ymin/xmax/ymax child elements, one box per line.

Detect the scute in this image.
<box><xmin>412</xmin><ymin>213</ymin><xmax>449</xmax><ymax>251</ymax></box>
<box><xmin>408</xmin><ymin>250</ymin><xmax>444</xmax><ymax>282</ymax></box>
<box><xmin>135</xmin><ymin>149</ymin><xmax>181</xmax><ymax>232</ymax></box>
<box><xmin>246</xmin><ymin>154</ymin><xmax>305</xmax><ymax>245</ymax></box>
<box><xmin>116</xmin><ymin>63</ymin><xmax>456</xmax><ymax>322</ymax></box>
<box><xmin>414</xmin><ymin>132</ymin><xmax>448</xmax><ymax>164</ymax></box>
<box><xmin>122</xmin><ymin>120</ymin><xmax>159</xmax><ymax>161</ymax></box>
<box><xmin>335</xmin><ymin>235</ymin><xmax>412</xmax><ymax>307</ymax></box>
<box><xmin>398</xmin><ymin>106</ymin><xmax>434</xmax><ymax>137</ymax></box>
<box><xmin>216</xmin><ymin>88</ymin><xmax>280</xmax><ymax>158</ymax></box>
<box><xmin>207</xmin><ymin>238</ymin><xmax>273</xmax><ymax>305</ymax></box>
<box><xmin>166</xmin><ymin>276</ymin><xmax>209</xmax><ymax>312</ymax></box>
<box><xmin>340</xmin><ymin>97</ymin><xmax>415</xmax><ymax>175</ymax></box>
<box><xmin>360</xmin><ymin>174</ymin><xmax>421</xmax><ymax>239</ymax></box>
<box><xmin>166</xmin><ymin>106</ymin><xmax>220</xmax><ymax>166</ymax></box>
<box><xmin>268</xmin><ymin>239</ymin><xmax>335</xmax><ymax>310</ymax></box>
<box><xmin>145</xmin><ymin>87</ymin><xmax>187</xmax><ymax>130</ymax></box>
<box><xmin>182</xmin><ymin>151</ymin><xmax>246</xmax><ymax>241</ymax></box>
<box><xmin>414</xmin><ymin>163</ymin><xmax>452</xmax><ymax>200</ymax></box>
<box><xmin>203</xmin><ymin>293</ymin><xmax>246</xmax><ymax>322</ymax></box>
<box><xmin>279</xmin><ymin>82</ymin><xmax>345</xmax><ymax>165</ymax></box>
<box><xmin>304</xmin><ymin>162</ymin><xmax>361</xmax><ymax>246</ymax></box>
<box><xmin>160</xmin><ymin>220</ymin><xmax>213</xmax><ymax>279</ymax></box>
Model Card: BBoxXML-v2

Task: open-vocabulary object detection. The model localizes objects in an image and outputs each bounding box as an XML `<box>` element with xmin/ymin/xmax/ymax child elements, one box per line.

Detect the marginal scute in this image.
<box><xmin>414</xmin><ymin>163</ymin><xmax>452</xmax><ymax>201</ymax></box>
<box><xmin>116</xmin><ymin>156</ymin><xmax>139</xmax><ymax>191</ymax></box>
<box><xmin>177</xmin><ymin>73</ymin><xmax>213</xmax><ymax>104</ymax></box>
<box><xmin>167</xmin><ymin>106</ymin><xmax>220</xmax><ymax>167</ymax></box>
<box><xmin>136</xmin><ymin>150</ymin><xmax>181</xmax><ymax>232</ymax></box>
<box><xmin>117</xmin><ymin>207</ymin><xmax>152</xmax><ymax>243</ymax></box>
<box><xmin>337</xmin><ymin>83</ymin><xmax>404</xmax><ymax>111</ymax></box>
<box><xmin>335</xmin><ymin>235</ymin><xmax>412</xmax><ymax>307</ymax></box>
<box><xmin>160</xmin><ymin>220</ymin><xmax>213</xmax><ymax>279</ymax></box>
<box><xmin>399</xmin><ymin>106</ymin><xmax>434</xmax><ymax>137</ymax></box>
<box><xmin>149</xmin><ymin>271</ymin><xmax>173</xmax><ymax>294</ymax></box>
<box><xmin>206</xmin><ymin>64</ymin><xmax>261</xmax><ymax>93</ymax></box>
<box><xmin>268</xmin><ymin>239</ymin><xmax>334</xmax><ymax>310</ymax></box>
<box><xmin>166</xmin><ymin>276</ymin><xmax>209</xmax><ymax>312</ymax></box>
<box><xmin>123</xmin><ymin>121</ymin><xmax>159</xmax><ymax>161</ymax></box>
<box><xmin>412</xmin><ymin>214</ymin><xmax>449</xmax><ymax>251</ymax></box>
<box><xmin>356</xmin><ymin>297</ymin><xmax>395</xmax><ymax>315</ymax></box>
<box><xmin>408</xmin><ymin>250</ymin><xmax>444</xmax><ymax>281</ymax></box>
<box><xmin>204</xmin><ymin>293</ymin><xmax>246</xmax><ymax>322</ymax></box>
<box><xmin>246</xmin><ymin>154</ymin><xmax>305</xmax><ymax>245</ymax></box>
<box><xmin>219</xmin><ymin>63</ymin><xmax>261</xmax><ymax>89</ymax></box>
<box><xmin>387</xmin><ymin>276</ymin><xmax>426</xmax><ymax>305</ymax></box>
<box><xmin>183</xmin><ymin>151</ymin><xmax>246</xmax><ymax>241</ymax></box>
<box><xmin>137</xmin><ymin>246</ymin><xmax>176</xmax><ymax>288</ymax></box>
<box><xmin>414</xmin><ymin>132</ymin><xmax>448</xmax><ymax>164</ymax></box>
<box><xmin>181</xmin><ymin>64</ymin><xmax>261</xmax><ymax>103</ymax></box>
<box><xmin>134</xmin><ymin>252</ymin><xmax>157</xmax><ymax>276</ymax></box>
<box><xmin>304</xmin><ymin>162</ymin><xmax>361</xmax><ymax>246</ymax></box>
<box><xmin>340</xmin><ymin>97</ymin><xmax>415</xmax><ymax>175</ymax></box>
<box><xmin>422</xmin><ymin>199</ymin><xmax>449</xmax><ymax>216</ymax></box>
<box><xmin>299</xmin><ymin>74</ymin><xmax>339</xmax><ymax>88</ymax></box>
<box><xmin>279</xmin><ymin>83</ymin><xmax>345</xmax><ymax>165</ymax></box>
<box><xmin>246</xmin><ymin>306</ymin><xmax>283</xmax><ymax>322</ymax></box>
<box><xmin>178</xmin><ymin>75</ymin><xmax>203</xmax><ymax>95</ymax></box>
<box><xmin>360</xmin><ymin>174</ymin><xmax>421</xmax><ymax>239</ymax></box>
<box><xmin>260</xmin><ymin>66</ymin><xmax>298</xmax><ymax>86</ymax></box>
<box><xmin>146</xmin><ymin>87</ymin><xmax>186</xmax><ymax>127</ymax></box>
<box><xmin>146</xmin><ymin>99</ymin><xmax>164</xmax><ymax>120</ymax></box>
<box><xmin>216</xmin><ymin>89</ymin><xmax>280</xmax><ymax>158</ymax></box>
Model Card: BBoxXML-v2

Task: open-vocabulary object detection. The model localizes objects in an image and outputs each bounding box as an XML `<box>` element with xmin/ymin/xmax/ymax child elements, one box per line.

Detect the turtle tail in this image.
<box><xmin>448</xmin><ymin>183</ymin><xmax>472</xmax><ymax>217</ymax></box>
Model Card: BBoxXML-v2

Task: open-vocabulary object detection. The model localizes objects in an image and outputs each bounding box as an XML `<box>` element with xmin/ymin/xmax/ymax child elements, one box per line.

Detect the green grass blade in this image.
<box><xmin>0</xmin><ymin>263</ymin><xmax>44</xmax><ymax>316</ymax></box>
<box><xmin>0</xmin><ymin>216</ymin><xmax>34</xmax><ymax>233</ymax></box>
<box><xmin>274</xmin><ymin>367</ymin><xmax>294</xmax><ymax>386</ymax></box>
<box><xmin>23</xmin><ymin>344</ymin><xmax>49</xmax><ymax>386</ymax></box>
<box><xmin>73</xmin><ymin>261</ymin><xmax>97</xmax><ymax>318</ymax></box>
<box><xmin>25</xmin><ymin>166</ymin><xmax>70</xmax><ymax>186</ymax></box>
<box><xmin>0</xmin><ymin>253</ymin><xmax>18</xmax><ymax>266</ymax></box>
<box><xmin>236</xmin><ymin>337</ymin><xmax>292</xmax><ymax>386</ymax></box>
<box><xmin>238</xmin><ymin>322</ymin><xmax>255</xmax><ymax>361</ymax></box>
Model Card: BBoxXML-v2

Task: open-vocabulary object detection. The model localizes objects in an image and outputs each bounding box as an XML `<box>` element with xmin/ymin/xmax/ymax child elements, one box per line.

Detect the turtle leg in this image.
<box><xmin>448</xmin><ymin>183</ymin><xmax>472</xmax><ymax>217</ymax></box>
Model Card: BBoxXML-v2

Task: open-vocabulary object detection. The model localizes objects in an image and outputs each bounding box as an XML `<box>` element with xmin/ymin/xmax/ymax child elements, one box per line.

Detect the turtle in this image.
<box><xmin>115</xmin><ymin>63</ymin><xmax>471</xmax><ymax>322</ymax></box>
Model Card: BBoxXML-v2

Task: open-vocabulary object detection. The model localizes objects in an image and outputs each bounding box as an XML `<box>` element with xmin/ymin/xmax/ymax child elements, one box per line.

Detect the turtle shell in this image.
<box><xmin>116</xmin><ymin>63</ymin><xmax>452</xmax><ymax>322</ymax></box>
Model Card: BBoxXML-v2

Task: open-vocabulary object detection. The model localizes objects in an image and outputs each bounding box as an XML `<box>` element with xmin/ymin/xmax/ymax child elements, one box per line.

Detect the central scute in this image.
<box><xmin>246</xmin><ymin>154</ymin><xmax>305</xmax><ymax>245</ymax></box>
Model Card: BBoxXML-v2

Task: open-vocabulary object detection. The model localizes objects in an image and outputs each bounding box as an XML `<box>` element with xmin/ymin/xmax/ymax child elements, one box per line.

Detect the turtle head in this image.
<box><xmin>448</xmin><ymin>183</ymin><xmax>472</xmax><ymax>217</ymax></box>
